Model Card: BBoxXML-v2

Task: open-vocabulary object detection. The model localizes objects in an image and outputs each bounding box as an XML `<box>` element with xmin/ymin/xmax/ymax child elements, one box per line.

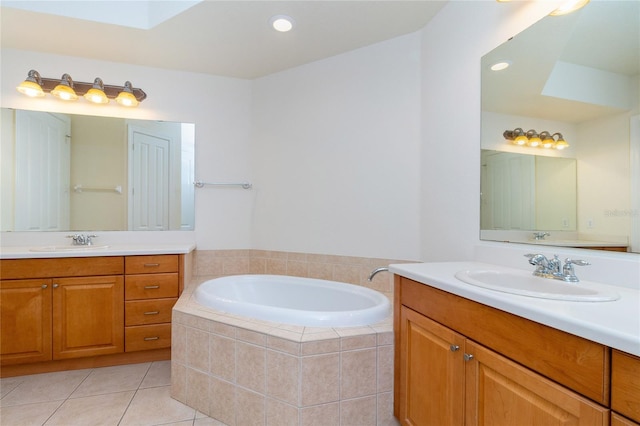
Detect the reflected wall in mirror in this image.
<box><xmin>481</xmin><ymin>150</ymin><xmax>577</xmax><ymax>231</ymax></box>
<box><xmin>0</xmin><ymin>108</ymin><xmax>195</xmax><ymax>232</ymax></box>
<box><xmin>481</xmin><ymin>0</ymin><xmax>639</xmax><ymax>253</ymax></box>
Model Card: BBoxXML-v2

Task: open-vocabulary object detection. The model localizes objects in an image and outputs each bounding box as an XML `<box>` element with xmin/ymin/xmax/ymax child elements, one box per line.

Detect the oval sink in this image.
<box><xmin>455</xmin><ymin>269</ymin><xmax>619</xmax><ymax>302</ymax></box>
<box><xmin>30</xmin><ymin>245</ymin><xmax>110</xmax><ymax>252</ymax></box>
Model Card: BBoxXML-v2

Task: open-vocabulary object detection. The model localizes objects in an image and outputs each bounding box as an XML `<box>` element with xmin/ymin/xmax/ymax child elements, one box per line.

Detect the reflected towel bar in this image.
<box><xmin>74</xmin><ymin>184</ymin><xmax>122</xmax><ymax>194</ymax></box>
<box><xmin>194</xmin><ymin>180</ymin><xmax>252</xmax><ymax>190</ymax></box>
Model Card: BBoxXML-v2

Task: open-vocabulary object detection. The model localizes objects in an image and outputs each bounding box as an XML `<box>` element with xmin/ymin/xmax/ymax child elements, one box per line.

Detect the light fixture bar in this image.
<box><xmin>17</xmin><ymin>70</ymin><xmax>146</xmax><ymax>104</ymax></box>
<box><xmin>36</xmin><ymin>77</ymin><xmax>147</xmax><ymax>101</ymax></box>
<box><xmin>503</xmin><ymin>128</ymin><xmax>569</xmax><ymax>149</ymax></box>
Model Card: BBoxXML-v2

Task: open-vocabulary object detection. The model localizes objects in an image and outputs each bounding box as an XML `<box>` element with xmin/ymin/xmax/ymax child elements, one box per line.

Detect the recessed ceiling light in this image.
<box><xmin>490</xmin><ymin>60</ymin><xmax>512</xmax><ymax>71</ymax></box>
<box><xmin>269</xmin><ymin>14</ymin><xmax>295</xmax><ymax>32</ymax></box>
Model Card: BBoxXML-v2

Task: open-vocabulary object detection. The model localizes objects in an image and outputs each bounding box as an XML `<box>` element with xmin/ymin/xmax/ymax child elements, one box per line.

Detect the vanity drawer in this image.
<box><xmin>0</xmin><ymin>257</ymin><xmax>124</xmax><ymax>279</ymax></box>
<box><xmin>125</xmin><ymin>255</ymin><xmax>178</xmax><ymax>275</ymax></box>
<box><xmin>125</xmin><ymin>324</ymin><xmax>171</xmax><ymax>352</ymax></box>
<box><xmin>125</xmin><ymin>298</ymin><xmax>177</xmax><ymax>326</ymax></box>
<box><xmin>612</xmin><ymin>350</ymin><xmax>640</xmax><ymax>422</ymax></box>
<box><xmin>125</xmin><ymin>274</ymin><xmax>178</xmax><ymax>300</ymax></box>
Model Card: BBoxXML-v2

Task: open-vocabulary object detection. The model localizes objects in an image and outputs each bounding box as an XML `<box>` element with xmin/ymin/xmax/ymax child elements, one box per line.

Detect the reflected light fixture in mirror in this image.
<box><xmin>503</xmin><ymin>128</ymin><xmax>569</xmax><ymax>150</ymax></box>
<box><xmin>50</xmin><ymin>73</ymin><xmax>78</xmax><ymax>101</ymax></box>
<box><xmin>16</xmin><ymin>70</ymin><xmax>146</xmax><ymax>107</ymax></box>
<box><xmin>526</xmin><ymin>129</ymin><xmax>541</xmax><ymax>147</ymax></box>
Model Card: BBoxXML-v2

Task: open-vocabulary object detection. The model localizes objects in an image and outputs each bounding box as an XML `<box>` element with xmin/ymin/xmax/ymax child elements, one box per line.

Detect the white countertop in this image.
<box><xmin>390</xmin><ymin>261</ymin><xmax>640</xmax><ymax>357</ymax></box>
<box><xmin>0</xmin><ymin>243</ymin><xmax>196</xmax><ymax>259</ymax></box>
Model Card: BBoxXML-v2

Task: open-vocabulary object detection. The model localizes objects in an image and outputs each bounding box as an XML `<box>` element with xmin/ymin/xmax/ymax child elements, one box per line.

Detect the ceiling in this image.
<box><xmin>0</xmin><ymin>1</ymin><xmax>447</xmax><ymax>79</ymax></box>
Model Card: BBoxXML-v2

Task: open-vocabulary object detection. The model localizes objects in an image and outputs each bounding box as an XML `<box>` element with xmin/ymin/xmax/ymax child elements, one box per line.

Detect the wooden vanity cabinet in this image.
<box><xmin>0</xmin><ymin>279</ymin><xmax>52</xmax><ymax>365</ymax></box>
<box><xmin>395</xmin><ymin>276</ymin><xmax>611</xmax><ymax>426</ymax></box>
<box><xmin>612</xmin><ymin>350</ymin><xmax>640</xmax><ymax>424</ymax></box>
<box><xmin>124</xmin><ymin>255</ymin><xmax>178</xmax><ymax>352</ymax></box>
<box><xmin>0</xmin><ymin>257</ymin><xmax>124</xmax><ymax>366</ymax></box>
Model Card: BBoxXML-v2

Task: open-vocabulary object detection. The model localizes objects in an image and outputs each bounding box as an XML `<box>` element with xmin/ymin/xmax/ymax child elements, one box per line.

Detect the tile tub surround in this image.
<box><xmin>171</xmin><ymin>275</ymin><xmax>399</xmax><ymax>426</ymax></box>
<box><xmin>192</xmin><ymin>249</ymin><xmax>412</xmax><ymax>299</ymax></box>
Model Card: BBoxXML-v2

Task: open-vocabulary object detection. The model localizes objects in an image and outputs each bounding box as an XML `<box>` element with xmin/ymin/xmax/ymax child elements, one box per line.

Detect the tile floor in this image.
<box><xmin>0</xmin><ymin>361</ymin><xmax>222</xmax><ymax>426</ymax></box>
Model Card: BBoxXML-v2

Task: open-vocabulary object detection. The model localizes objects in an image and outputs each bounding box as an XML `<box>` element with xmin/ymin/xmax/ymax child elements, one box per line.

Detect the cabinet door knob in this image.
<box><xmin>450</xmin><ymin>344</ymin><xmax>460</xmax><ymax>352</ymax></box>
<box><xmin>464</xmin><ymin>353</ymin><xmax>474</xmax><ymax>361</ymax></box>
<box><xmin>42</xmin><ymin>284</ymin><xmax>48</xmax><ymax>289</ymax></box>
<box><xmin>52</xmin><ymin>283</ymin><xmax>59</xmax><ymax>289</ymax></box>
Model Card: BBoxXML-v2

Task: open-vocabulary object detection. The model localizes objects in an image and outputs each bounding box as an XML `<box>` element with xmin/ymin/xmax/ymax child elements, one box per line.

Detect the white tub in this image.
<box><xmin>193</xmin><ymin>274</ymin><xmax>390</xmax><ymax>327</ymax></box>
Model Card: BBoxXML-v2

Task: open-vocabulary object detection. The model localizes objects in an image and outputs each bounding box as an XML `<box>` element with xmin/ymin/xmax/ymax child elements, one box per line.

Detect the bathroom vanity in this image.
<box><xmin>391</xmin><ymin>262</ymin><xmax>640</xmax><ymax>426</ymax></box>
<box><xmin>0</xmin><ymin>245</ymin><xmax>193</xmax><ymax>377</ymax></box>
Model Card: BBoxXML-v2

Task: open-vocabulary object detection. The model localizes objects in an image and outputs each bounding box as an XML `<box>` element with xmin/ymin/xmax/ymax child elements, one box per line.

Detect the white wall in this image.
<box><xmin>1</xmin><ymin>48</ymin><xmax>252</xmax><ymax>250</ymax></box>
<box><xmin>251</xmin><ymin>33</ymin><xmax>422</xmax><ymax>260</ymax></box>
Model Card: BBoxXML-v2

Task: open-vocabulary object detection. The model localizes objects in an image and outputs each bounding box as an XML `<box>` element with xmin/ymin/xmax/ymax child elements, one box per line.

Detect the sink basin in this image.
<box><xmin>30</xmin><ymin>245</ymin><xmax>110</xmax><ymax>252</ymax></box>
<box><xmin>455</xmin><ymin>269</ymin><xmax>619</xmax><ymax>302</ymax></box>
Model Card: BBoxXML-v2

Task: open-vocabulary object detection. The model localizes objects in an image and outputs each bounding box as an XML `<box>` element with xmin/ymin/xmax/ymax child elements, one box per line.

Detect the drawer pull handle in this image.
<box><xmin>144</xmin><ymin>285</ymin><xmax>160</xmax><ymax>289</ymax></box>
<box><xmin>144</xmin><ymin>263</ymin><xmax>160</xmax><ymax>267</ymax></box>
<box><xmin>144</xmin><ymin>336</ymin><xmax>160</xmax><ymax>341</ymax></box>
<box><xmin>144</xmin><ymin>311</ymin><xmax>160</xmax><ymax>315</ymax></box>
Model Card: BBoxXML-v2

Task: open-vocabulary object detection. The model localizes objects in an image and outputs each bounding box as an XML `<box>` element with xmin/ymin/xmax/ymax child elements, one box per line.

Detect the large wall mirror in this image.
<box><xmin>481</xmin><ymin>0</ymin><xmax>639</xmax><ymax>253</ymax></box>
<box><xmin>1</xmin><ymin>108</ymin><xmax>195</xmax><ymax>232</ymax></box>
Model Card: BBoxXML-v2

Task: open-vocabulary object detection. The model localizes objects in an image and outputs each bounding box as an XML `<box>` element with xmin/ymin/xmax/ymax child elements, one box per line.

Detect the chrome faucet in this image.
<box><xmin>67</xmin><ymin>233</ymin><xmax>97</xmax><ymax>246</ymax></box>
<box><xmin>525</xmin><ymin>253</ymin><xmax>590</xmax><ymax>282</ymax></box>
<box><xmin>533</xmin><ymin>232</ymin><xmax>550</xmax><ymax>240</ymax></box>
<box><xmin>368</xmin><ymin>267</ymin><xmax>389</xmax><ymax>281</ymax></box>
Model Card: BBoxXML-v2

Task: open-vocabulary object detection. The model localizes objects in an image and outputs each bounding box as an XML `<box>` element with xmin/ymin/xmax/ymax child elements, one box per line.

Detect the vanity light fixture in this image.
<box><xmin>16</xmin><ymin>70</ymin><xmax>146</xmax><ymax>107</ymax></box>
<box><xmin>50</xmin><ymin>74</ymin><xmax>78</xmax><ymax>101</ymax></box>
<box><xmin>503</xmin><ymin>128</ymin><xmax>569</xmax><ymax>149</ymax></box>
<box><xmin>270</xmin><ymin>14</ymin><xmax>295</xmax><ymax>32</ymax></box>
<box><xmin>84</xmin><ymin>78</ymin><xmax>109</xmax><ymax>104</ymax></box>
<box><xmin>16</xmin><ymin>69</ymin><xmax>45</xmax><ymax>97</ymax></box>
<box><xmin>115</xmin><ymin>81</ymin><xmax>139</xmax><ymax>107</ymax></box>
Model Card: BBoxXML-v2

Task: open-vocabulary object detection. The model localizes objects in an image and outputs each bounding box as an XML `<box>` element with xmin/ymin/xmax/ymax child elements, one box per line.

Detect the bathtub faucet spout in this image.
<box><xmin>368</xmin><ymin>267</ymin><xmax>389</xmax><ymax>281</ymax></box>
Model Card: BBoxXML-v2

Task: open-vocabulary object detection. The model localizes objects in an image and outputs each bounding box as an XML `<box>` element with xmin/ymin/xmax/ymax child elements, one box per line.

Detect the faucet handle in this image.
<box><xmin>564</xmin><ymin>258</ymin><xmax>590</xmax><ymax>267</ymax></box>
<box><xmin>562</xmin><ymin>258</ymin><xmax>590</xmax><ymax>282</ymax></box>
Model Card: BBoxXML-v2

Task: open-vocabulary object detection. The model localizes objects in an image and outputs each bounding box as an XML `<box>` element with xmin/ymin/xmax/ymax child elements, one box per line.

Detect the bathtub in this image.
<box><xmin>193</xmin><ymin>274</ymin><xmax>390</xmax><ymax>327</ymax></box>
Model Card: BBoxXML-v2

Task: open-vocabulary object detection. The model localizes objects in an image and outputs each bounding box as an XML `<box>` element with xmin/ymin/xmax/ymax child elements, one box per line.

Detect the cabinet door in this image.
<box><xmin>399</xmin><ymin>306</ymin><xmax>465</xmax><ymax>426</ymax></box>
<box><xmin>612</xmin><ymin>350</ymin><xmax>640</xmax><ymax>423</ymax></box>
<box><xmin>465</xmin><ymin>340</ymin><xmax>609</xmax><ymax>426</ymax></box>
<box><xmin>0</xmin><ymin>279</ymin><xmax>52</xmax><ymax>365</ymax></box>
<box><xmin>52</xmin><ymin>276</ymin><xmax>124</xmax><ymax>359</ymax></box>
